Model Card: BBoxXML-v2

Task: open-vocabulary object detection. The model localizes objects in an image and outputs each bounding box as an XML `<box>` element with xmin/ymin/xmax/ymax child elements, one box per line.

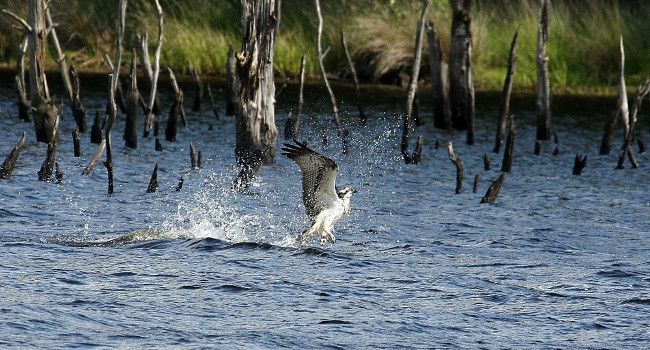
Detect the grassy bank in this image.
<box><xmin>1</xmin><ymin>0</ymin><xmax>649</xmax><ymax>91</ymax></box>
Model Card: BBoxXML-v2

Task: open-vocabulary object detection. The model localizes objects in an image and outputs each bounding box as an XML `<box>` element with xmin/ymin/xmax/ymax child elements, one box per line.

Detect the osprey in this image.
<box><xmin>281</xmin><ymin>141</ymin><xmax>356</xmax><ymax>244</ymax></box>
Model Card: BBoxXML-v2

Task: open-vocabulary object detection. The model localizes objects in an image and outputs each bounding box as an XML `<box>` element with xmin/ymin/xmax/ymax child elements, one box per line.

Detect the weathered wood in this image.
<box><xmin>411</xmin><ymin>136</ymin><xmax>424</xmax><ymax>165</ymax></box>
<box><xmin>146</xmin><ymin>163</ymin><xmax>159</xmax><ymax>193</ymax></box>
<box><xmin>401</xmin><ymin>0</ymin><xmax>429</xmax><ymax>164</ymax></box>
<box><xmin>104</xmin><ymin>0</ymin><xmax>127</xmax><ymax>195</ymax></box>
<box><xmin>481</xmin><ymin>173</ymin><xmax>505</xmax><ymax>204</ymax></box>
<box><xmin>206</xmin><ymin>83</ymin><xmax>221</xmax><ymax>120</ymax></box>
<box><xmin>572</xmin><ymin>154</ymin><xmax>587</xmax><ymax>175</ymax></box>
<box><xmin>190</xmin><ymin>142</ymin><xmax>197</xmax><ymax>170</ymax></box>
<box><xmin>69</xmin><ymin>65</ymin><xmax>87</xmax><ymax>133</ymax></box>
<box><xmin>165</xmin><ymin>68</ymin><xmax>184</xmax><ymax>142</ymax></box>
<box><xmin>91</xmin><ymin>108</ymin><xmax>103</xmax><ymax>144</ymax></box>
<box><xmin>447</xmin><ymin>142</ymin><xmax>464</xmax><ymax>194</ymax></box>
<box><xmin>0</xmin><ymin>132</ymin><xmax>27</xmax><ymax>180</ymax></box>
<box><xmin>315</xmin><ymin>0</ymin><xmax>348</xmax><ymax>152</ymax></box>
<box><xmin>15</xmin><ymin>36</ymin><xmax>30</xmax><ymax>122</ymax></box>
<box><xmin>82</xmin><ymin>139</ymin><xmax>105</xmax><ymax>176</ymax></box>
<box><xmin>284</xmin><ymin>55</ymin><xmax>306</xmax><ymax>140</ymax></box>
<box><xmin>38</xmin><ymin>111</ymin><xmax>59</xmax><ymax>181</ymax></box>
<box><xmin>142</xmin><ymin>0</ymin><xmax>163</xmax><ymax>137</ymax></box>
<box><xmin>472</xmin><ymin>174</ymin><xmax>480</xmax><ymax>193</ymax></box>
<box><xmin>616</xmin><ymin>78</ymin><xmax>650</xmax><ymax>169</ymax></box>
<box><xmin>494</xmin><ymin>30</ymin><xmax>518</xmax><ymax>153</ymax></box>
<box><xmin>501</xmin><ymin>115</ymin><xmax>515</xmax><ymax>172</ymax></box>
<box><xmin>1</xmin><ymin>9</ymin><xmax>32</xmax><ymax>32</ymax></box>
<box><xmin>426</xmin><ymin>20</ymin><xmax>451</xmax><ymax>130</ymax></box>
<box><xmin>102</xmin><ymin>53</ymin><xmax>127</xmax><ymax>114</ymax></box>
<box><xmin>124</xmin><ymin>54</ymin><xmax>139</xmax><ymax>149</ymax></box>
<box><xmin>231</xmin><ymin>0</ymin><xmax>281</xmax><ymax>190</ymax></box>
<box><xmin>225</xmin><ymin>47</ymin><xmax>236</xmax><ymax>116</ymax></box>
<box><xmin>176</xmin><ymin>176</ymin><xmax>184</xmax><ymax>191</ymax></box>
<box><xmin>449</xmin><ymin>0</ymin><xmax>474</xmax><ymax>133</ymax></box>
<box><xmin>534</xmin><ymin>140</ymin><xmax>542</xmax><ymax>155</ymax></box>
<box><xmin>28</xmin><ymin>0</ymin><xmax>57</xmax><ymax>143</ymax></box>
<box><xmin>72</xmin><ymin>129</ymin><xmax>81</xmax><ymax>157</ymax></box>
<box><xmin>55</xmin><ymin>162</ymin><xmax>63</xmax><ymax>184</ymax></box>
<box><xmin>341</xmin><ymin>30</ymin><xmax>366</xmax><ymax>123</ymax></box>
<box><xmin>155</xmin><ymin>138</ymin><xmax>162</xmax><ymax>152</ymax></box>
<box><xmin>413</xmin><ymin>92</ymin><xmax>423</xmax><ymax>127</ymax></box>
<box><xmin>197</xmin><ymin>150</ymin><xmax>203</xmax><ymax>169</ymax></box>
<box><xmin>188</xmin><ymin>61</ymin><xmax>203</xmax><ymax>112</ymax></box>
<box><xmin>483</xmin><ymin>153</ymin><xmax>490</xmax><ymax>171</ymax></box>
<box><xmin>536</xmin><ymin>0</ymin><xmax>551</xmax><ymax>141</ymax></box>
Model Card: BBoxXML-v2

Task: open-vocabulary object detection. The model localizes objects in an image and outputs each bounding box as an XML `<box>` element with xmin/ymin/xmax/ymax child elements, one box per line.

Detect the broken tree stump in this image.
<box><xmin>124</xmin><ymin>54</ymin><xmax>139</xmax><ymax>149</ymax></box>
<box><xmin>55</xmin><ymin>162</ymin><xmax>63</xmax><ymax>184</ymax></box>
<box><xmin>91</xmin><ymin>108</ymin><xmax>103</xmax><ymax>144</ymax></box>
<box><xmin>165</xmin><ymin>68</ymin><xmax>184</xmax><ymax>142</ymax></box>
<box><xmin>190</xmin><ymin>142</ymin><xmax>197</xmax><ymax>170</ymax></box>
<box><xmin>572</xmin><ymin>154</ymin><xmax>587</xmax><ymax>175</ymax></box>
<box><xmin>449</xmin><ymin>0</ymin><xmax>475</xmax><ymax>134</ymax></box>
<box><xmin>536</xmin><ymin>0</ymin><xmax>552</xmax><ymax>141</ymax></box>
<box><xmin>447</xmin><ymin>142</ymin><xmax>464</xmax><ymax>194</ymax></box>
<box><xmin>155</xmin><ymin>138</ymin><xmax>162</xmax><ymax>152</ymax></box>
<box><xmin>0</xmin><ymin>132</ymin><xmax>27</xmax><ymax>180</ymax></box>
<box><xmin>426</xmin><ymin>20</ymin><xmax>451</xmax><ymax>130</ymax></box>
<box><xmin>617</xmin><ymin>78</ymin><xmax>650</xmax><ymax>169</ymax></box>
<box><xmin>197</xmin><ymin>150</ymin><xmax>203</xmax><ymax>169</ymax></box>
<box><xmin>69</xmin><ymin>65</ymin><xmax>88</xmax><ymax>133</ymax></box>
<box><xmin>38</xmin><ymin>112</ymin><xmax>59</xmax><ymax>181</ymax></box>
<box><xmin>501</xmin><ymin>115</ymin><xmax>515</xmax><ymax>172</ymax></box>
<box><xmin>481</xmin><ymin>173</ymin><xmax>505</xmax><ymax>204</ymax></box>
<box><xmin>188</xmin><ymin>61</ymin><xmax>203</xmax><ymax>112</ymax></box>
<box><xmin>146</xmin><ymin>163</ymin><xmax>159</xmax><ymax>193</ymax></box>
<box><xmin>483</xmin><ymin>153</ymin><xmax>490</xmax><ymax>171</ymax></box>
<box><xmin>340</xmin><ymin>30</ymin><xmax>365</xmax><ymax>123</ymax></box>
<box><xmin>534</xmin><ymin>140</ymin><xmax>542</xmax><ymax>155</ymax></box>
<box><xmin>176</xmin><ymin>176</ymin><xmax>184</xmax><ymax>191</ymax></box>
<box><xmin>552</xmin><ymin>146</ymin><xmax>560</xmax><ymax>156</ymax></box>
<box><xmin>472</xmin><ymin>174</ymin><xmax>480</xmax><ymax>193</ymax></box>
<box><xmin>401</xmin><ymin>0</ymin><xmax>429</xmax><ymax>164</ymax></box>
<box><xmin>72</xmin><ymin>129</ymin><xmax>81</xmax><ymax>157</ymax></box>
<box><xmin>494</xmin><ymin>30</ymin><xmax>518</xmax><ymax>153</ymax></box>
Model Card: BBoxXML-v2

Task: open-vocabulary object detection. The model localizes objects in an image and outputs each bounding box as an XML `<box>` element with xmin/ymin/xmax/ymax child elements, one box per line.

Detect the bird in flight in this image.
<box><xmin>281</xmin><ymin>140</ymin><xmax>356</xmax><ymax>245</ymax></box>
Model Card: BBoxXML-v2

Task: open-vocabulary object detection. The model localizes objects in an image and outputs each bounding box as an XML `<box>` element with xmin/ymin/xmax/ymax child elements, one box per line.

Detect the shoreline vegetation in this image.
<box><xmin>1</xmin><ymin>0</ymin><xmax>649</xmax><ymax>95</ymax></box>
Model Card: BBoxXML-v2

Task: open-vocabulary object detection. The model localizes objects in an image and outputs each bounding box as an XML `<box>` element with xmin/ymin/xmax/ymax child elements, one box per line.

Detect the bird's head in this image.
<box><xmin>337</xmin><ymin>187</ymin><xmax>357</xmax><ymax>200</ymax></box>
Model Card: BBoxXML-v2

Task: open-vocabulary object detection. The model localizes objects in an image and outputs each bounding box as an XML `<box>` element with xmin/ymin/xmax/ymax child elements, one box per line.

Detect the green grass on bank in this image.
<box><xmin>0</xmin><ymin>0</ymin><xmax>649</xmax><ymax>91</ymax></box>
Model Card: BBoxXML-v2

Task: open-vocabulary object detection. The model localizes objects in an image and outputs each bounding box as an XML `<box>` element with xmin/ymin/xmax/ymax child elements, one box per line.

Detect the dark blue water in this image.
<box><xmin>1</xmin><ymin>79</ymin><xmax>649</xmax><ymax>348</ymax></box>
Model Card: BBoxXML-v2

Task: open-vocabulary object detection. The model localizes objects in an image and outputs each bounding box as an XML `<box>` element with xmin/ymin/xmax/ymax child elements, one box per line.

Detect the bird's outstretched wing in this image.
<box><xmin>281</xmin><ymin>140</ymin><xmax>339</xmax><ymax>218</ymax></box>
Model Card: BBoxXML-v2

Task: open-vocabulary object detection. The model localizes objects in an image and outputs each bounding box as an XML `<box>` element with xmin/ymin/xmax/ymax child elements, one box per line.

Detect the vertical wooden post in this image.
<box><xmin>232</xmin><ymin>0</ymin><xmax>281</xmax><ymax>189</ymax></box>
<box><xmin>426</xmin><ymin>20</ymin><xmax>450</xmax><ymax>130</ymax></box>
<box><xmin>447</xmin><ymin>142</ymin><xmax>464</xmax><ymax>194</ymax></box>
<box><xmin>449</xmin><ymin>0</ymin><xmax>474</xmax><ymax>135</ymax></box>
<box><xmin>536</xmin><ymin>0</ymin><xmax>551</xmax><ymax>141</ymax></box>
<box><xmin>494</xmin><ymin>30</ymin><xmax>518</xmax><ymax>153</ymax></box>
<box><xmin>401</xmin><ymin>0</ymin><xmax>429</xmax><ymax>164</ymax></box>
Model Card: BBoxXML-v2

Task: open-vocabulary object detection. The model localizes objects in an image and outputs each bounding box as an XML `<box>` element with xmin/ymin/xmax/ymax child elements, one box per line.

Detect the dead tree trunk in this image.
<box><xmin>103</xmin><ymin>53</ymin><xmax>127</xmax><ymax>114</ymax></box>
<box><xmin>472</xmin><ymin>174</ymin><xmax>480</xmax><ymax>193</ymax></box>
<box><xmin>284</xmin><ymin>54</ymin><xmax>306</xmax><ymax>140</ymax></box>
<box><xmin>536</xmin><ymin>0</ymin><xmax>551</xmax><ymax>141</ymax></box>
<box><xmin>231</xmin><ymin>0</ymin><xmax>281</xmax><ymax>190</ymax></box>
<box><xmin>447</xmin><ymin>142</ymin><xmax>464</xmax><ymax>194</ymax></box>
<box><xmin>38</xmin><ymin>112</ymin><xmax>59</xmax><ymax>181</ymax></box>
<box><xmin>340</xmin><ymin>30</ymin><xmax>366</xmax><ymax>123</ymax></box>
<box><xmin>494</xmin><ymin>30</ymin><xmax>518</xmax><ymax>153</ymax></box>
<box><xmin>426</xmin><ymin>20</ymin><xmax>451</xmax><ymax>130</ymax></box>
<box><xmin>572</xmin><ymin>154</ymin><xmax>587</xmax><ymax>175</ymax></box>
<box><xmin>0</xmin><ymin>132</ymin><xmax>27</xmax><ymax>180</ymax></box>
<box><xmin>501</xmin><ymin>115</ymin><xmax>516</xmax><ymax>172</ymax></box>
<box><xmin>483</xmin><ymin>153</ymin><xmax>490</xmax><ymax>171</ymax></box>
<box><xmin>401</xmin><ymin>0</ymin><xmax>429</xmax><ymax>164</ymax></box>
<box><xmin>315</xmin><ymin>0</ymin><xmax>348</xmax><ymax>152</ymax></box>
<box><xmin>124</xmin><ymin>54</ymin><xmax>139</xmax><ymax>149</ymax></box>
<box><xmin>91</xmin><ymin>108</ymin><xmax>103</xmax><ymax>144</ymax></box>
<box><xmin>141</xmin><ymin>1</ymin><xmax>163</xmax><ymax>137</ymax></box>
<box><xmin>72</xmin><ymin>129</ymin><xmax>81</xmax><ymax>157</ymax></box>
<box><xmin>46</xmin><ymin>6</ymin><xmax>87</xmax><ymax>133</ymax></box>
<box><xmin>189</xmin><ymin>61</ymin><xmax>203</xmax><ymax>112</ymax></box>
<box><xmin>534</xmin><ymin>140</ymin><xmax>542</xmax><ymax>155</ymax></box>
<box><xmin>616</xmin><ymin>78</ymin><xmax>650</xmax><ymax>169</ymax></box>
<box><xmin>165</xmin><ymin>68</ymin><xmax>184</xmax><ymax>142</ymax></box>
<box><xmin>449</xmin><ymin>0</ymin><xmax>474</xmax><ymax>133</ymax></box>
<box><xmin>104</xmin><ymin>0</ymin><xmax>127</xmax><ymax>195</ymax></box>
<box><xmin>481</xmin><ymin>173</ymin><xmax>505</xmax><ymax>204</ymax></box>
<box><xmin>190</xmin><ymin>142</ymin><xmax>198</xmax><ymax>170</ymax></box>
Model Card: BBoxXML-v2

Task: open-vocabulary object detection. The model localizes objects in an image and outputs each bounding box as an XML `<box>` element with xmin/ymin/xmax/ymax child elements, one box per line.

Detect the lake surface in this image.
<box><xmin>1</xmin><ymin>75</ymin><xmax>649</xmax><ymax>348</ymax></box>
